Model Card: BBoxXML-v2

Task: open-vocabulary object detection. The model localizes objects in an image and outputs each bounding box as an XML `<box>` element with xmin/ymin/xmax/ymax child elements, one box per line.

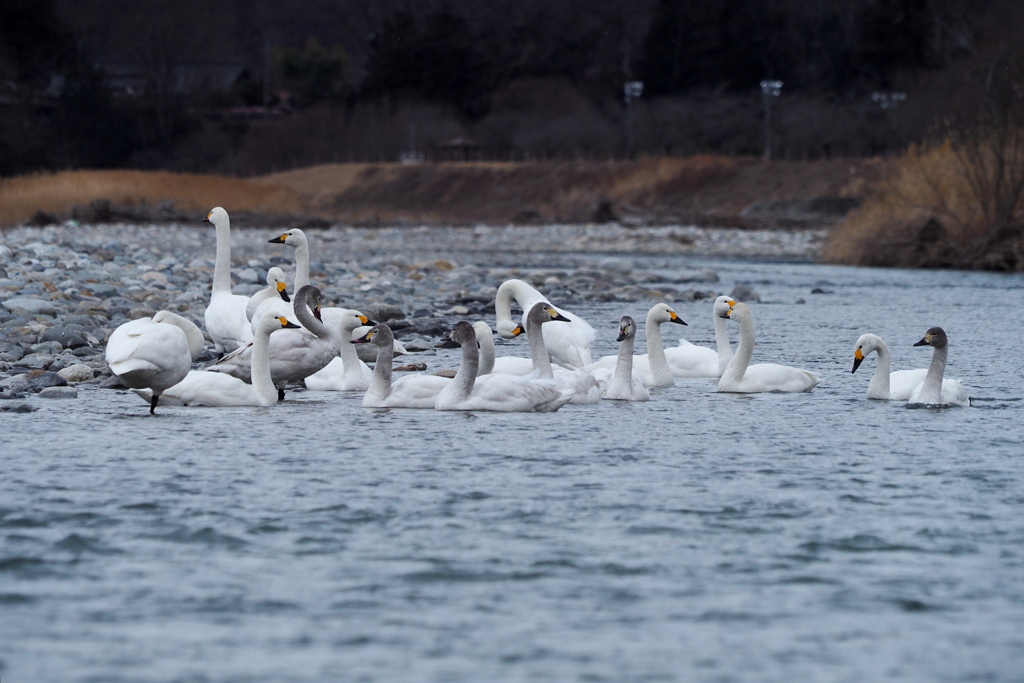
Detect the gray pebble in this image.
<box><xmin>38</xmin><ymin>386</ymin><xmax>78</xmax><ymax>399</ymax></box>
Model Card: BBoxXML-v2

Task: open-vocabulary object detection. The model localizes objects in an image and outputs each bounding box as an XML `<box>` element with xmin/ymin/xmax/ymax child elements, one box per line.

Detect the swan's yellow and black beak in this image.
<box><xmin>268</xmin><ymin>233</ymin><xmax>288</xmax><ymax>244</ymax></box>
<box><xmin>312</xmin><ymin>303</ymin><xmax>323</xmax><ymax>322</ymax></box>
<box><xmin>277</xmin><ymin>282</ymin><xmax>290</xmax><ymax>302</ymax></box>
<box><xmin>278</xmin><ymin>316</ymin><xmax>300</xmax><ymax>329</ymax></box>
<box><xmin>668</xmin><ymin>311</ymin><xmax>687</xmax><ymax>326</ymax></box>
<box><xmin>547</xmin><ymin>307</ymin><xmax>571</xmax><ymax>323</ymax></box>
<box><xmin>852</xmin><ymin>348</ymin><xmax>864</xmax><ymax>374</ymax></box>
<box><xmin>616</xmin><ymin>327</ymin><xmax>628</xmax><ymax>342</ymax></box>
<box><xmin>913</xmin><ymin>333</ymin><xmax>933</xmax><ymax>347</ymax></box>
<box><xmin>720</xmin><ymin>309</ymin><xmax>733</xmax><ymax>319</ymax></box>
<box><xmin>511</xmin><ymin>324</ymin><xmax>526</xmax><ymax>337</ymax></box>
<box><xmin>202</xmin><ymin>211</ymin><xmax>212</xmax><ymax>223</ymax></box>
<box><xmin>358</xmin><ymin>314</ymin><xmax>377</xmax><ymax>326</ymax></box>
<box><xmin>352</xmin><ymin>328</ymin><xmax>375</xmax><ymax>344</ymax></box>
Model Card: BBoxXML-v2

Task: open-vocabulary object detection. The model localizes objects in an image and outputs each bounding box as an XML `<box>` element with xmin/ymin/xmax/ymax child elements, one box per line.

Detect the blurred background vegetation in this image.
<box><xmin>3</xmin><ymin>0</ymin><xmax>1024</xmax><ymax>268</ymax></box>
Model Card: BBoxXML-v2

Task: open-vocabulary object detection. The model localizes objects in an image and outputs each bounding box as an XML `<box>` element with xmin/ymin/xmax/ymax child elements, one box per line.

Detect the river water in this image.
<box><xmin>3</xmin><ymin>252</ymin><xmax>1023</xmax><ymax>682</ymax></box>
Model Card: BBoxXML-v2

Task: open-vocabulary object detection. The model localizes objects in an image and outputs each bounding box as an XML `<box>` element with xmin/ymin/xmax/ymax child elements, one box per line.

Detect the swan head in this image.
<box><xmin>266</xmin><ymin>267</ymin><xmax>290</xmax><ymax>302</ymax></box>
<box><xmin>650</xmin><ymin>303</ymin><xmax>686</xmax><ymax>326</ymax></box>
<box><xmin>616</xmin><ymin>316</ymin><xmax>638</xmax><ymax>342</ymax></box>
<box><xmin>852</xmin><ymin>333</ymin><xmax>883</xmax><ymax>374</ymax></box>
<box><xmin>203</xmin><ymin>207</ymin><xmax>229</xmax><ymax>227</ymax></box>
<box><xmin>713</xmin><ymin>295</ymin><xmax>736</xmax><ymax>317</ymax></box>
<box><xmin>257</xmin><ymin>315</ymin><xmax>300</xmax><ymax>335</ymax></box>
<box><xmin>526</xmin><ymin>302</ymin><xmax>570</xmax><ymax>330</ymax></box>
<box><xmin>448</xmin><ymin>320</ymin><xmax>477</xmax><ymax>347</ymax></box>
<box><xmin>339</xmin><ymin>310</ymin><xmax>375</xmax><ymax>334</ymax></box>
<box><xmin>913</xmin><ymin>327</ymin><xmax>948</xmax><ymax>350</ymax></box>
<box><xmin>721</xmin><ymin>301</ymin><xmax>750</xmax><ymax>322</ymax></box>
<box><xmin>472</xmin><ymin>321</ymin><xmax>494</xmax><ymax>340</ymax></box>
<box><xmin>267</xmin><ymin>228</ymin><xmax>308</xmax><ymax>248</ymax></box>
<box><xmin>351</xmin><ymin>323</ymin><xmax>393</xmax><ymax>346</ymax></box>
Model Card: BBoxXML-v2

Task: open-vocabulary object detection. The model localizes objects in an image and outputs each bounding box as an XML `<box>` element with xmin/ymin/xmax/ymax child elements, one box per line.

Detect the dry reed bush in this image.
<box><xmin>824</xmin><ymin>141</ymin><xmax>1024</xmax><ymax>269</ymax></box>
<box><xmin>0</xmin><ymin>170</ymin><xmax>303</xmax><ymax>228</ymax></box>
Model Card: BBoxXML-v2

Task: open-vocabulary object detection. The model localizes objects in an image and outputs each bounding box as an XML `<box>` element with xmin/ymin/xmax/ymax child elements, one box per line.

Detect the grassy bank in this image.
<box><xmin>1</xmin><ymin>157</ymin><xmax>878</xmax><ymax>230</ymax></box>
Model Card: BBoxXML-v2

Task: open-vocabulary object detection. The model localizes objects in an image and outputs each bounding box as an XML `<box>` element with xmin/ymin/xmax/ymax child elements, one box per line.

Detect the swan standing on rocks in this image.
<box><xmin>206</xmin><ymin>285</ymin><xmax>338</xmax><ymax>398</ymax></box>
<box><xmin>907</xmin><ymin>327</ymin><xmax>970</xmax><ymax>407</ymax></box>
<box><xmin>517</xmin><ymin>302</ymin><xmax>604</xmax><ymax>403</ymax></box>
<box><xmin>132</xmin><ymin>316</ymin><xmax>298</xmax><ymax>407</ymax></box>
<box><xmin>246</xmin><ymin>267</ymin><xmax>291</xmax><ymax>328</ymax></box>
<box><xmin>435</xmin><ymin>321</ymin><xmax>574</xmax><ymax>412</ymax></box>
<box><xmin>352</xmin><ymin>324</ymin><xmax>450</xmax><ymax>408</ymax></box>
<box><xmin>596</xmin><ymin>316</ymin><xmax>650</xmax><ymax>401</ymax></box>
<box><xmin>851</xmin><ymin>333</ymin><xmax>930</xmax><ymax>400</ymax></box>
<box><xmin>586</xmin><ymin>303</ymin><xmax>688</xmax><ymax>387</ymax></box>
<box><xmin>663</xmin><ymin>295</ymin><xmax>735</xmax><ymax>377</ymax></box>
<box><xmin>202</xmin><ymin>207</ymin><xmax>253</xmax><ymax>354</ymax></box>
<box><xmin>106</xmin><ymin>311</ymin><xmax>205</xmax><ymax>414</ymax></box>
<box><xmin>717</xmin><ymin>302</ymin><xmax>819</xmax><ymax>393</ymax></box>
<box><xmin>304</xmin><ymin>310</ymin><xmax>377</xmax><ymax>391</ymax></box>
<box><xmin>495</xmin><ymin>278</ymin><xmax>595</xmax><ymax>368</ymax></box>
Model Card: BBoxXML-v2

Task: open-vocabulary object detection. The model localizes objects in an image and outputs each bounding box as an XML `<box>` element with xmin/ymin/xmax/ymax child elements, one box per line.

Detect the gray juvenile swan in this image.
<box><xmin>352</xmin><ymin>324</ymin><xmax>450</xmax><ymax>408</ymax></box>
<box><xmin>907</xmin><ymin>327</ymin><xmax>970</xmax><ymax>407</ymax></box>
<box><xmin>435</xmin><ymin>321</ymin><xmax>574</xmax><ymax>412</ymax></box>
<box><xmin>595</xmin><ymin>316</ymin><xmax>650</xmax><ymax>401</ymax></box>
<box><xmin>585</xmin><ymin>303</ymin><xmax>688</xmax><ymax>387</ymax></box>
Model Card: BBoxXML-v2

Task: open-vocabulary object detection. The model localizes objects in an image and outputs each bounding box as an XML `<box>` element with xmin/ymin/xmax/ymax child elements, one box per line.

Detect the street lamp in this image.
<box><xmin>760</xmin><ymin>79</ymin><xmax>783</xmax><ymax>161</ymax></box>
<box><xmin>624</xmin><ymin>80</ymin><xmax>643</xmax><ymax>159</ymax></box>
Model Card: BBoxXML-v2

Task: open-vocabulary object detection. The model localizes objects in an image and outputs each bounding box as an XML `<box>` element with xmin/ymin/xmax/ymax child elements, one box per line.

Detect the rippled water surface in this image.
<box><xmin>3</xmin><ymin>255</ymin><xmax>1024</xmax><ymax>682</ymax></box>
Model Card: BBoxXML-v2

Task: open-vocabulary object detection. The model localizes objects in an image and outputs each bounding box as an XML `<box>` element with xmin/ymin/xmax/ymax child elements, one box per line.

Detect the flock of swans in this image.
<box><xmin>104</xmin><ymin>207</ymin><xmax>971</xmax><ymax>414</ymax></box>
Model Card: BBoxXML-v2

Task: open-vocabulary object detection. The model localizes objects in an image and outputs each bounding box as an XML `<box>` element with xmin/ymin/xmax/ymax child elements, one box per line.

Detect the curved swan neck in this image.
<box><xmin>366</xmin><ymin>338</ymin><xmax>395</xmax><ymax>403</ymax></box>
<box><xmin>615</xmin><ymin>333</ymin><xmax>636</xmax><ymax>384</ymax></box>
<box><xmin>294</xmin><ymin>287</ymin><xmax>329</xmax><ymax>338</ymax></box>
<box><xmin>338</xmin><ymin>322</ymin><xmax>364</xmax><ymax>378</ymax></box>
<box><xmin>722</xmin><ymin>313</ymin><xmax>755</xmax><ymax>381</ymax></box>
<box><xmin>475</xmin><ymin>323</ymin><xmax>495</xmax><ymax>375</ymax></box>
<box><xmin>644</xmin><ymin>310</ymin><xmax>672</xmax><ymax>384</ymax></box>
<box><xmin>250</xmin><ymin>324</ymin><xmax>278</xmax><ymax>406</ymax></box>
<box><xmin>867</xmin><ymin>339</ymin><xmax>892</xmax><ymax>399</ymax></box>
<box><xmin>526</xmin><ymin>319</ymin><xmax>554</xmax><ymax>379</ymax></box>
<box><xmin>450</xmin><ymin>339</ymin><xmax>480</xmax><ymax>399</ymax></box>
<box><xmin>212</xmin><ymin>214</ymin><xmax>232</xmax><ymax>293</ymax></box>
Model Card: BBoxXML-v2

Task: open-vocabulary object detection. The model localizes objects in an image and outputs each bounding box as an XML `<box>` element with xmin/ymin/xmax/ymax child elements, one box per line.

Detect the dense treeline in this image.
<box><xmin>0</xmin><ymin>0</ymin><xmax>1021</xmax><ymax>175</ymax></box>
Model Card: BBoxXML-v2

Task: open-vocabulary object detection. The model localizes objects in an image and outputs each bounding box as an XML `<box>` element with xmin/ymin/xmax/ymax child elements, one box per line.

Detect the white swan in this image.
<box><xmin>206</xmin><ymin>285</ymin><xmax>338</xmax><ymax>398</ymax></box>
<box><xmin>663</xmin><ymin>295</ymin><xmax>735</xmax><ymax>377</ymax></box>
<box><xmin>435</xmin><ymin>321</ymin><xmax>574</xmax><ymax>412</ymax></box>
<box><xmin>133</xmin><ymin>315</ymin><xmax>298</xmax><ymax>407</ymax></box>
<box><xmin>851</xmin><ymin>333</ymin><xmax>931</xmax><ymax>400</ymax></box>
<box><xmin>246</xmin><ymin>267</ymin><xmax>291</xmax><ymax>328</ymax></box>
<box><xmin>585</xmin><ymin>303</ymin><xmax>688</xmax><ymax>387</ymax></box>
<box><xmin>202</xmin><ymin>207</ymin><xmax>253</xmax><ymax>354</ymax></box>
<box><xmin>907</xmin><ymin>327</ymin><xmax>970</xmax><ymax>407</ymax></box>
<box><xmin>594</xmin><ymin>316</ymin><xmax>650</xmax><ymax>401</ymax></box>
<box><xmin>717</xmin><ymin>302</ymin><xmax>819</xmax><ymax>393</ymax></box>
<box><xmin>303</xmin><ymin>310</ymin><xmax>377</xmax><ymax>391</ymax></box>
<box><xmin>517</xmin><ymin>302</ymin><xmax>604</xmax><ymax>403</ymax></box>
<box><xmin>106</xmin><ymin>311</ymin><xmax>205</xmax><ymax>413</ymax></box>
<box><xmin>352</xmin><ymin>324</ymin><xmax>450</xmax><ymax>408</ymax></box>
<box><xmin>495</xmin><ymin>278</ymin><xmax>595</xmax><ymax>368</ymax></box>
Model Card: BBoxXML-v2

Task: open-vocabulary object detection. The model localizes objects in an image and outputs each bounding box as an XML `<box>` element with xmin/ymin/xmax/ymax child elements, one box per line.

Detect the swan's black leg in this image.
<box><xmin>278</xmin><ymin>388</ymin><xmax>285</xmax><ymax>401</ymax></box>
<box><xmin>150</xmin><ymin>394</ymin><xmax>159</xmax><ymax>414</ymax></box>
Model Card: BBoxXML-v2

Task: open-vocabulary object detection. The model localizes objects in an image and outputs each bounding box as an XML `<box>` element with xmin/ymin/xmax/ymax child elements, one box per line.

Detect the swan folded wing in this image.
<box><xmin>888</xmin><ymin>368</ymin><xmax>930</xmax><ymax>401</ymax></box>
<box><xmin>207</xmin><ymin>328</ymin><xmax>335</xmax><ymax>384</ymax></box>
<box><xmin>374</xmin><ymin>374</ymin><xmax>451</xmax><ymax>409</ymax></box>
<box><xmin>464</xmin><ymin>374</ymin><xmax>573</xmax><ymax>412</ymax></box>
<box><xmin>490</xmin><ymin>356</ymin><xmax>535</xmax><ymax>376</ymax></box>
<box><xmin>304</xmin><ymin>357</ymin><xmax>373</xmax><ymax>391</ymax></box>
<box><xmin>720</xmin><ymin>363</ymin><xmax>819</xmax><ymax>393</ymax></box>
<box><xmin>134</xmin><ymin>370</ymin><xmax>260</xmax><ymax>407</ymax></box>
<box><xmin>908</xmin><ymin>378</ymin><xmax>969</xmax><ymax>407</ymax></box>
<box><xmin>664</xmin><ymin>343</ymin><xmax>719</xmax><ymax>377</ymax></box>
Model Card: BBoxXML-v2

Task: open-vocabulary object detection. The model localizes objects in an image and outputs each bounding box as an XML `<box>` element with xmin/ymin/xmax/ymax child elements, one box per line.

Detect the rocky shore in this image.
<box><xmin>0</xmin><ymin>220</ymin><xmax>822</xmax><ymax>410</ymax></box>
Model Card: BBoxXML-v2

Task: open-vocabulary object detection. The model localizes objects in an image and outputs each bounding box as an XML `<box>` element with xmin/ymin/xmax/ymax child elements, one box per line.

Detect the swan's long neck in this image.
<box><xmin>365</xmin><ymin>340</ymin><xmax>395</xmax><ymax>403</ymax></box>
<box><xmin>476</xmin><ymin>325</ymin><xmax>495</xmax><ymax>375</ymax></box>
<box><xmin>644</xmin><ymin>312</ymin><xmax>673</xmax><ymax>385</ymax></box>
<box><xmin>449</xmin><ymin>340</ymin><xmax>480</xmax><ymax>400</ymax></box>
<box><xmin>494</xmin><ymin>281</ymin><xmax>517</xmax><ymax>334</ymax></box>
<box><xmin>293</xmin><ymin>241</ymin><xmax>310</xmax><ymax>290</ymax></box>
<box><xmin>713</xmin><ymin>310</ymin><xmax>734</xmax><ymax>374</ymax></box>
<box><xmin>339</xmin><ymin>324</ymin><xmax>364</xmax><ymax>378</ymax></box>
<box><xmin>722</xmin><ymin>315</ymin><xmax>754</xmax><ymax>382</ymax></box>
<box><xmin>919</xmin><ymin>344</ymin><xmax>948</xmax><ymax>404</ymax></box>
<box><xmin>212</xmin><ymin>218</ymin><xmax>232</xmax><ymax>293</ymax></box>
<box><xmin>250</xmin><ymin>325</ymin><xmax>277</xmax><ymax>406</ymax></box>
<box><xmin>867</xmin><ymin>340</ymin><xmax>892</xmax><ymax>399</ymax></box>
<box><xmin>246</xmin><ymin>287</ymin><xmax>274</xmax><ymax>322</ymax></box>
<box><xmin>526</xmin><ymin>320</ymin><xmax>554</xmax><ymax>379</ymax></box>
<box><xmin>615</xmin><ymin>333</ymin><xmax>637</xmax><ymax>386</ymax></box>
<box><xmin>294</xmin><ymin>291</ymin><xmax>329</xmax><ymax>339</ymax></box>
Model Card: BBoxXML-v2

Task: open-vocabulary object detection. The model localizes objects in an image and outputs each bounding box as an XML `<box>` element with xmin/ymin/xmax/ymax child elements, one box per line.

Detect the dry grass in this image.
<box><xmin>824</xmin><ymin>142</ymin><xmax>1024</xmax><ymax>269</ymax></box>
<box><xmin>0</xmin><ymin>170</ymin><xmax>303</xmax><ymax>228</ymax></box>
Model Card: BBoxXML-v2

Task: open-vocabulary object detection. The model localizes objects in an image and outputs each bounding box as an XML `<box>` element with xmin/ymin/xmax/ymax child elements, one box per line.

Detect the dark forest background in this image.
<box><xmin>2</xmin><ymin>0</ymin><xmax>1023</xmax><ymax>177</ymax></box>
